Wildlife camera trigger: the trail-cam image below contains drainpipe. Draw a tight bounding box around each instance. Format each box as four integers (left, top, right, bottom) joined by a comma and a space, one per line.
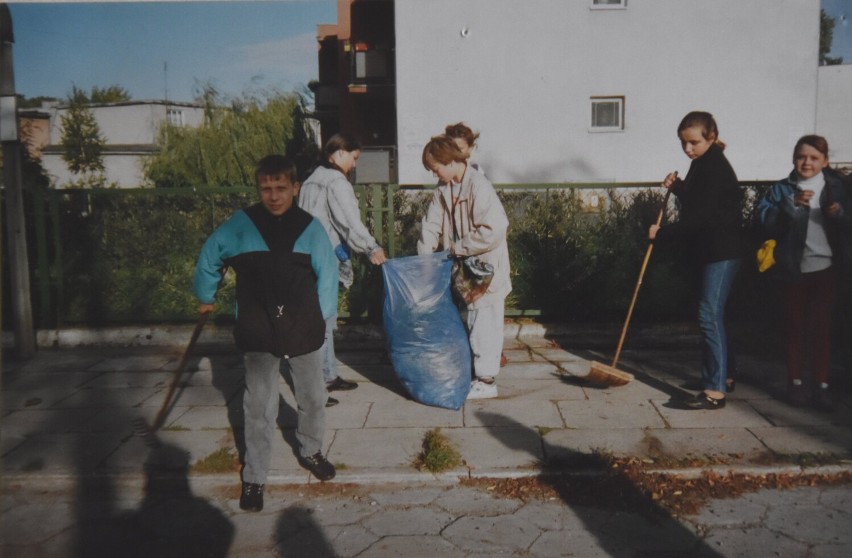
1, 3, 36, 359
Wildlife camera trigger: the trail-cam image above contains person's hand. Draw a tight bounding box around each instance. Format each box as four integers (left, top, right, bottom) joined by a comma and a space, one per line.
661, 171, 680, 189
826, 201, 841, 217
794, 190, 814, 208
369, 247, 387, 265
198, 303, 215, 315
649, 224, 660, 240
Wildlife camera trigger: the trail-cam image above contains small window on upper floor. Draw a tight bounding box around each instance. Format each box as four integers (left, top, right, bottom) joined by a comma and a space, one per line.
591, 0, 627, 9
590, 97, 624, 132
167, 108, 185, 127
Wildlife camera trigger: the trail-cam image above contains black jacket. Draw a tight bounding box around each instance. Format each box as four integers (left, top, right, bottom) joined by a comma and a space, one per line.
656, 144, 750, 263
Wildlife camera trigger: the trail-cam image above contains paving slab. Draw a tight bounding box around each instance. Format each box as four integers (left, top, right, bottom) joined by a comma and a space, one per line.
465, 399, 565, 428
327, 427, 428, 470
558, 398, 667, 429
364, 398, 463, 428
542, 428, 649, 461
653, 399, 774, 429
445, 426, 543, 471
748, 425, 852, 456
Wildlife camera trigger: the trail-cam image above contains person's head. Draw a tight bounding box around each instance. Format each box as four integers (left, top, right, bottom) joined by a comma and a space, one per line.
444, 122, 480, 159
422, 135, 467, 183
677, 111, 725, 160
793, 135, 829, 180
323, 132, 361, 175
255, 155, 300, 216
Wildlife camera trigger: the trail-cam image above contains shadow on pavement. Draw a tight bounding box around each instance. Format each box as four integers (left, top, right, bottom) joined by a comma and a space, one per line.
475, 411, 725, 558
275, 505, 337, 558
91, 441, 235, 557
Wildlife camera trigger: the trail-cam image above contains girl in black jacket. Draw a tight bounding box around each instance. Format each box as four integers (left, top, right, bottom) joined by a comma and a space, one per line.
650, 112, 750, 410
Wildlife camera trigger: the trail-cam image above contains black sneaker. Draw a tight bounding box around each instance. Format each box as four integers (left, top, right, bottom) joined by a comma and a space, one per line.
325, 396, 339, 408
239, 482, 264, 512
298, 451, 336, 481
326, 377, 358, 391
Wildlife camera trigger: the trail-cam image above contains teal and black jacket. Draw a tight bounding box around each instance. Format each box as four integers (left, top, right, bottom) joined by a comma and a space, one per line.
193, 203, 338, 358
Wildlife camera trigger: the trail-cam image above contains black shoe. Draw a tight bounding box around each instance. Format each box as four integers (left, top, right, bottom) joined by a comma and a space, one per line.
298, 451, 336, 481
325, 396, 339, 408
813, 389, 835, 413
683, 392, 726, 410
682, 379, 736, 393
326, 377, 358, 391
239, 482, 264, 512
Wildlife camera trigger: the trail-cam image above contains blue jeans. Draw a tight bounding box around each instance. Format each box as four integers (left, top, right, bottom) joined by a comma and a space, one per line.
697, 258, 741, 393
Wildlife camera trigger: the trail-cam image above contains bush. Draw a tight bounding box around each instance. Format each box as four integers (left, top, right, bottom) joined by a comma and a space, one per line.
16, 183, 771, 327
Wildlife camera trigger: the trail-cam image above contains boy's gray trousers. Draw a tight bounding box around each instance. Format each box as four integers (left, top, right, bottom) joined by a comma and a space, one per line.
241, 349, 326, 485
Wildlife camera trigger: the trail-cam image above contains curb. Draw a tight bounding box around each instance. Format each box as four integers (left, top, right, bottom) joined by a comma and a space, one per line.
5, 463, 851, 491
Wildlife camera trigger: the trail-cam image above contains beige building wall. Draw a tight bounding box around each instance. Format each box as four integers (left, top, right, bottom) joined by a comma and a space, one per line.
395, 0, 820, 184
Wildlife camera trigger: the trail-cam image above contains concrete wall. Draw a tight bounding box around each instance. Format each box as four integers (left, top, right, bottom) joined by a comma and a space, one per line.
816, 64, 852, 168
395, 0, 820, 184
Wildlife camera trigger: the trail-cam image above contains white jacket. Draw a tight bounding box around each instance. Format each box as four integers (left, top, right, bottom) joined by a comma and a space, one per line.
298, 166, 381, 256
417, 167, 511, 308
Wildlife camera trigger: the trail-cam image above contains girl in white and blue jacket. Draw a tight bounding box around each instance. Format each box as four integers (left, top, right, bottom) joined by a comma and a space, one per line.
299, 133, 388, 396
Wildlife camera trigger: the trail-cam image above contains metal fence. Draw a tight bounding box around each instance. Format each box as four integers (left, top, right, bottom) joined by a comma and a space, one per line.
3, 181, 773, 328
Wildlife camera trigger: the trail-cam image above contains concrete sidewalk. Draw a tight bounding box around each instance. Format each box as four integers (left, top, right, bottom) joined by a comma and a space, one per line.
2, 323, 851, 489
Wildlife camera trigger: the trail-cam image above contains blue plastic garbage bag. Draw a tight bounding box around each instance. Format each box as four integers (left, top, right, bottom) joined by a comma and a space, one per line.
382, 252, 471, 409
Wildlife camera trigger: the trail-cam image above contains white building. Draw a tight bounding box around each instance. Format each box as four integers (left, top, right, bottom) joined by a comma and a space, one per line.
41, 100, 204, 188
817, 64, 852, 169
393, 0, 823, 185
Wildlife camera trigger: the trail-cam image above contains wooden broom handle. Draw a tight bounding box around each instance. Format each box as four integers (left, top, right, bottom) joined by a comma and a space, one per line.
611, 187, 673, 368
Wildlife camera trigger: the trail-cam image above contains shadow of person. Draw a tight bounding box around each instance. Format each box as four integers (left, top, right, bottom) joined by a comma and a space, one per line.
91, 442, 235, 558
275, 505, 338, 558
474, 411, 725, 558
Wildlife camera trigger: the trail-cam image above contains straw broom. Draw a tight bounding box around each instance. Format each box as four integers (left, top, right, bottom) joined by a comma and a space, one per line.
586, 182, 674, 386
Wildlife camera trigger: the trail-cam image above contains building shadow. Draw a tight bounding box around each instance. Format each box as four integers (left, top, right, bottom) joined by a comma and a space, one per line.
474, 411, 725, 557
274, 504, 337, 558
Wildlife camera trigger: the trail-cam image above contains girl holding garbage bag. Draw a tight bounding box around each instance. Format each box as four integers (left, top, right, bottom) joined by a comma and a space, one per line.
299, 133, 388, 401
649, 111, 750, 410
757, 135, 851, 411
417, 135, 511, 400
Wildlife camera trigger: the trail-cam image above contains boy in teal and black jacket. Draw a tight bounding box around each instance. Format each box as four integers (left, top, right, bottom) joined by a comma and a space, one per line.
193, 155, 338, 512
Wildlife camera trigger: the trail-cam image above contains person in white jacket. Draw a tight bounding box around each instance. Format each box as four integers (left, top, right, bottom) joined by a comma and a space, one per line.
417, 135, 511, 399
299, 133, 387, 402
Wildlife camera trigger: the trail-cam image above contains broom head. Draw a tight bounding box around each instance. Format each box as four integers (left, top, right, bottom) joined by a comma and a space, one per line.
586, 361, 634, 387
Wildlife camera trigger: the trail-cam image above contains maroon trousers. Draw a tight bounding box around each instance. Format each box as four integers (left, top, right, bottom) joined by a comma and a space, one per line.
783, 267, 836, 385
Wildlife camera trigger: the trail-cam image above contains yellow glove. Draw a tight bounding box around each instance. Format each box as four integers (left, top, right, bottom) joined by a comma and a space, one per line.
756, 239, 776, 273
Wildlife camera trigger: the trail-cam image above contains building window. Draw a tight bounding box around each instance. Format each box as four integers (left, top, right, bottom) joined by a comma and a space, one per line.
167, 108, 185, 127
591, 0, 627, 9
590, 97, 624, 131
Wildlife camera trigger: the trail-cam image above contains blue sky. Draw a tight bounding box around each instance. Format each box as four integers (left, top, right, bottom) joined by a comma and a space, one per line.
7, 1, 852, 104
824, 0, 852, 61
8, 0, 337, 102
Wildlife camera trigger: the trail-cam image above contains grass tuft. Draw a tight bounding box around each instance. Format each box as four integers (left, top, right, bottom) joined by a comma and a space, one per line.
191, 447, 240, 474
413, 428, 463, 473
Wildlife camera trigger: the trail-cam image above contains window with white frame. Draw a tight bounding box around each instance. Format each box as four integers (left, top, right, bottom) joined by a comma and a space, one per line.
166, 108, 185, 127
591, 0, 627, 9
590, 97, 624, 131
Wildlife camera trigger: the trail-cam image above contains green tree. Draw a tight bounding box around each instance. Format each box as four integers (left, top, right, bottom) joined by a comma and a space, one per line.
89, 85, 131, 104
820, 9, 844, 65
144, 87, 317, 188
60, 87, 106, 177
